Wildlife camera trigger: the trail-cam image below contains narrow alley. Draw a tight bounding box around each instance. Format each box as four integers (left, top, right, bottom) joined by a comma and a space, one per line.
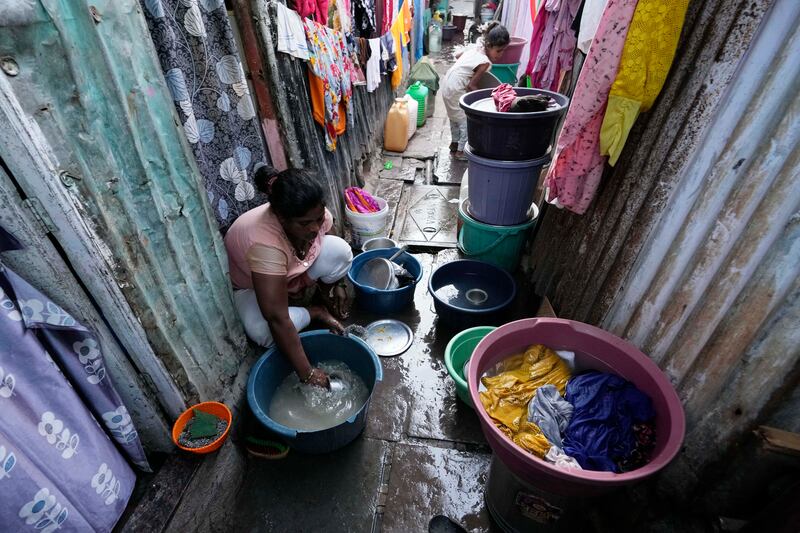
1, 1, 798, 533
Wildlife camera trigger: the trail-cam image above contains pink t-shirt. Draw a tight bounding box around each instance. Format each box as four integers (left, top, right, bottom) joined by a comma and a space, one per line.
224, 204, 333, 293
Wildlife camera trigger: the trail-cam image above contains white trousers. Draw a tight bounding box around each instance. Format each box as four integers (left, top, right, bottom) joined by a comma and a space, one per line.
234, 235, 353, 347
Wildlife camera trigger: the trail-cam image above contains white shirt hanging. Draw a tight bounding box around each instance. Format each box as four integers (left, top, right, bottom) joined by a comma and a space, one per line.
275, 1, 310, 60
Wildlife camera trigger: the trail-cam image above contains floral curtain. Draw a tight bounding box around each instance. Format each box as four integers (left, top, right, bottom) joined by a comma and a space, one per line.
0, 226, 146, 532
142, 0, 269, 230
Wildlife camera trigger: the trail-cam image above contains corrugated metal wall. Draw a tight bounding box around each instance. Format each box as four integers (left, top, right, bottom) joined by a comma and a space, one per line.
526, 0, 799, 491
0, 0, 249, 411
251, 0, 395, 227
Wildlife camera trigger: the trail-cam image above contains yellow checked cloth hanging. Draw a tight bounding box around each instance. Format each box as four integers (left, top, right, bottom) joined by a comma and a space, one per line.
599, 0, 689, 165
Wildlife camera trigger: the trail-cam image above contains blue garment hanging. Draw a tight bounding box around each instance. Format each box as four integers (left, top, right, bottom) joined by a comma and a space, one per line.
413, 0, 424, 60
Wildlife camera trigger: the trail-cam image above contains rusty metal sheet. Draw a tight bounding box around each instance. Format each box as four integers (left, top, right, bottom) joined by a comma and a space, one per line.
0, 0, 248, 411
524, 0, 798, 497
396, 185, 459, 248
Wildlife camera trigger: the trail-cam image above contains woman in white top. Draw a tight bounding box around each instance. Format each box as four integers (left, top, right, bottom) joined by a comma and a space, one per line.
440, 22, 510, 160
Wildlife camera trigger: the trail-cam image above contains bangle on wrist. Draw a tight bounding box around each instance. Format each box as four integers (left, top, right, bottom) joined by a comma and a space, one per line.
300, 368, 316, 383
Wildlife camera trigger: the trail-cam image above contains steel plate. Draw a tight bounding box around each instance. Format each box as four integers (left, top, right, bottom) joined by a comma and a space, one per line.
365, 319, 414, 357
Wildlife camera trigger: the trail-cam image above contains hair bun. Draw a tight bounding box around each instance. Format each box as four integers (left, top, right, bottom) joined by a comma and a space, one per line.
254, 164, 280, 195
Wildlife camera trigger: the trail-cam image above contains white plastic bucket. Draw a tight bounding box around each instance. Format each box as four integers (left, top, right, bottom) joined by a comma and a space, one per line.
345, 196, 390, 247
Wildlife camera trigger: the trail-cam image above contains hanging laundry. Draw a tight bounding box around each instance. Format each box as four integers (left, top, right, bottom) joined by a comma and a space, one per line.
275, 2, 311, 60
524, 6, 548, 78
304, 19, 354, 150
389, 1, 409, 89
379, 33, 397, 74
528, 384, 573, 448
544, 0, 637, 214
401, 0, 412, 45
366, 38, 382, 91
381, 0, 394, 34
413, 0, 424, 61
545, 446, 583, 469
577, 0, 609, 54
529, 0, 582, 92
480, 344, 571, 457
346, 34, 367, 85
293, 0, 330, 25
599, 0, 690, 165
516, 0, 539, 79
357, 37, 369, 69
329, 0, 352, 32
563, 371, 655, 472
354, 0, 377, 36
308, 71, 347, 136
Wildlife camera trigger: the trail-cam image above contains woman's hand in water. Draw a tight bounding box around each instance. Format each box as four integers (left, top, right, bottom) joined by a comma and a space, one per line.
304, 367, 330, 389
309, 305, 345, 335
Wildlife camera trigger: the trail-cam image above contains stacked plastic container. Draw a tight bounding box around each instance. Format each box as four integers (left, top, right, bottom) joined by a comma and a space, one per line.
457, 86, 569, 272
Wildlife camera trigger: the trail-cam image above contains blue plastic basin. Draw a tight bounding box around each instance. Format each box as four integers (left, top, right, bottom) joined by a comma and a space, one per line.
348, 248, 423, 313
429, 260, 517, 328
247, 330, 383, 454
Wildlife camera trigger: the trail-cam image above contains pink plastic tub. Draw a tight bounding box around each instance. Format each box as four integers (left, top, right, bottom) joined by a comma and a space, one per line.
498, 37, 528, 64
468, 318, 685, 496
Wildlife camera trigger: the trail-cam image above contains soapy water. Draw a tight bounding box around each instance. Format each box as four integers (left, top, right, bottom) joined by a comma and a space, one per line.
269, 360, 370, 432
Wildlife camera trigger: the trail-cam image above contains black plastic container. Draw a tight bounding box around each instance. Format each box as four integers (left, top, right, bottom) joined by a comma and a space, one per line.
459, 88, 568, 161
428, 260, 517, 329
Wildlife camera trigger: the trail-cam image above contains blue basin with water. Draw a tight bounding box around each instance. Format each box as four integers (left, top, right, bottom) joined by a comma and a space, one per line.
429, 260, 517, 328
348, 248, 423, 313
247, 330, 383, 454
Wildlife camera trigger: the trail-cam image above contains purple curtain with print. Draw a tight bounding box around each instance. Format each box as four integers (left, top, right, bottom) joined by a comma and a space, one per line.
0, 227, 148, 532
141, 0, 270, 231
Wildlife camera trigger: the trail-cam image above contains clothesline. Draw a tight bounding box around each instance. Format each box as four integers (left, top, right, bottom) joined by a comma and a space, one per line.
273, 0, 414, 151
497, 0, 688, 215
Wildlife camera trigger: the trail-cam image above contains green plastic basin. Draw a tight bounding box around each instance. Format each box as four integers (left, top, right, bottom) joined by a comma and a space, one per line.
444, 326, 496, 407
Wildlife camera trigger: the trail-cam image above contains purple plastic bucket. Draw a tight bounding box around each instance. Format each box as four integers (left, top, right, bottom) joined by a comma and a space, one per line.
465, 145, 550, 226
469, 318, 686, 497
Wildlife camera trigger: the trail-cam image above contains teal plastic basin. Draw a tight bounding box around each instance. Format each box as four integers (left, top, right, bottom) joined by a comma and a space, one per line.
444, 326, 496, 407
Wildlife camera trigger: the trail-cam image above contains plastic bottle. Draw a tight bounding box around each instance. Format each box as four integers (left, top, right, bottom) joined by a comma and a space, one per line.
402, 95, 418, 140
384, 98, 410, 152
428, 12, 443, 54
405, 81, 429, 127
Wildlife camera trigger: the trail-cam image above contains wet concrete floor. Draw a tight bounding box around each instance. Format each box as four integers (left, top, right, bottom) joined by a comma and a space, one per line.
231, 242, 549, 532
229, 35, 530, 533
374, 34, 470, 250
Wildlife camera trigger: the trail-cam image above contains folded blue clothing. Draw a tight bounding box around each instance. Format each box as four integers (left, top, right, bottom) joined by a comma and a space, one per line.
563, 371, 655, 472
